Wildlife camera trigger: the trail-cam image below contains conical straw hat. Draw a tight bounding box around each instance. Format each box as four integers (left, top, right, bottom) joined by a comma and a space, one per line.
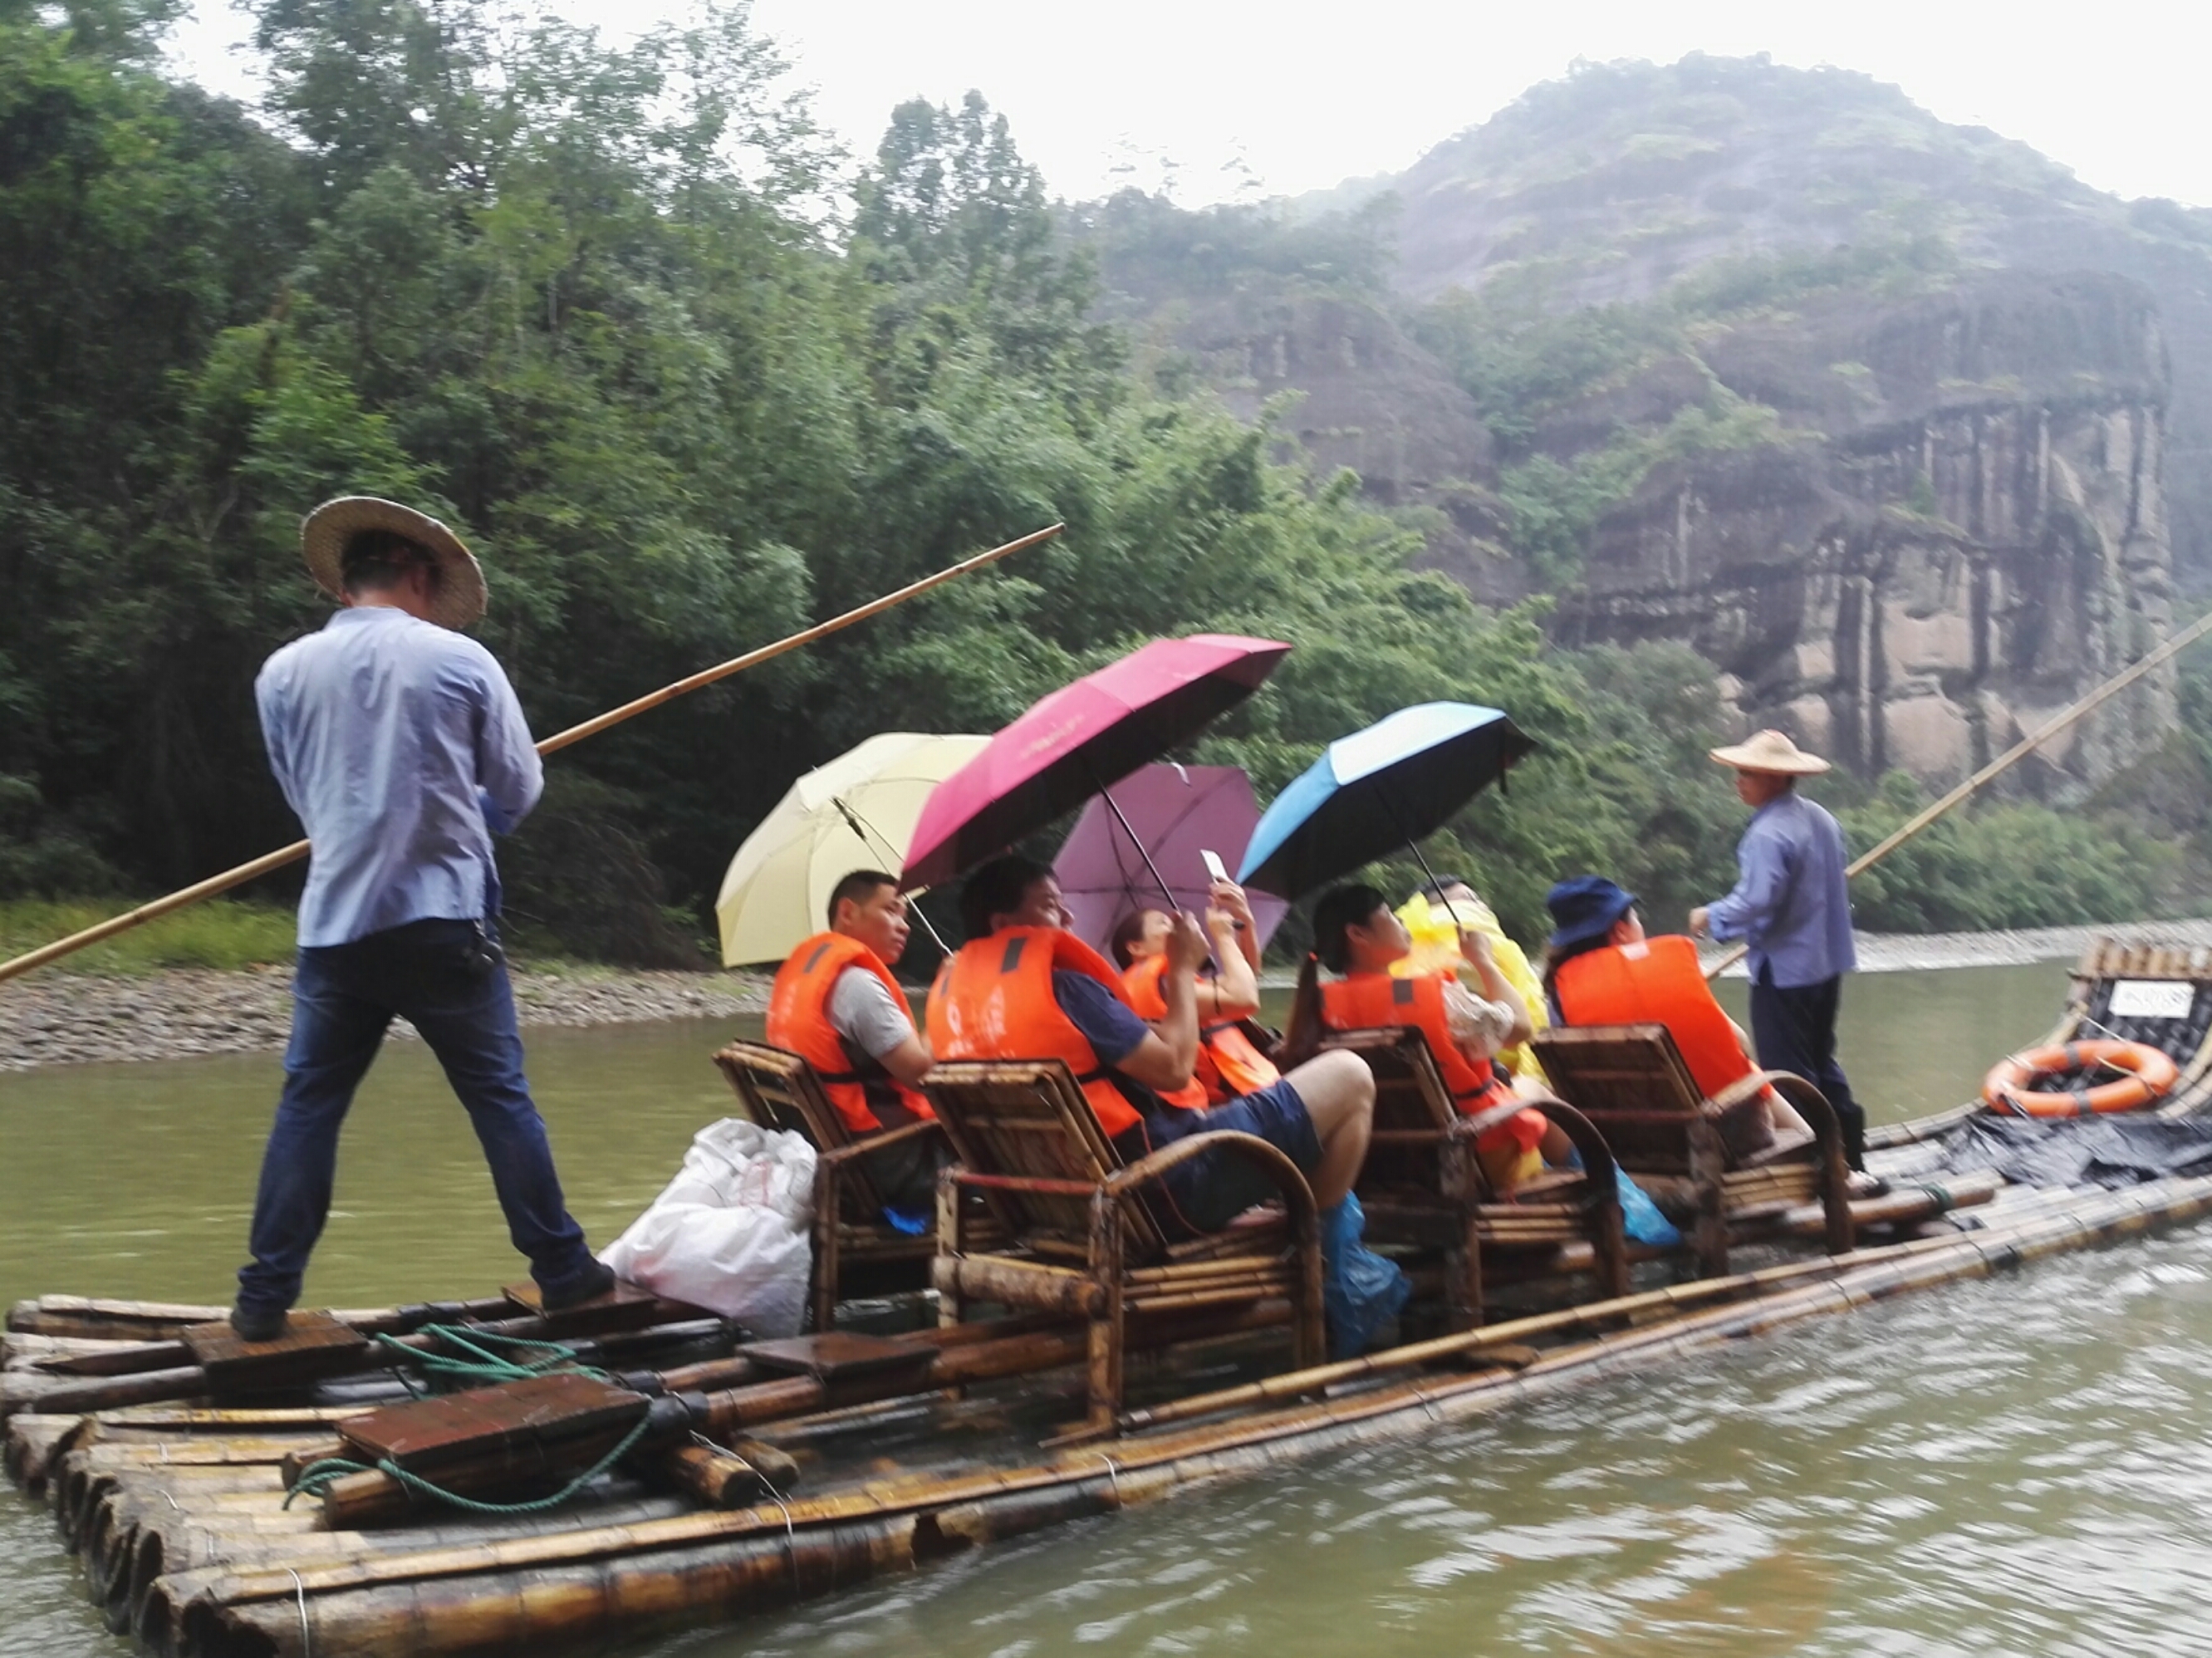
300, 497, 488, 631
1707, 728, 1831, 775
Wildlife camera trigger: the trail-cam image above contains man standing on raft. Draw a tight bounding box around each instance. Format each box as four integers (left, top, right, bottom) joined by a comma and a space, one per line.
228, 498, 613, 1342
1690, 729, 1867, 1172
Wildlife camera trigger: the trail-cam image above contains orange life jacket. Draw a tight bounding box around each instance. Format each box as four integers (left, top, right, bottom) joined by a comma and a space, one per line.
1319, 970, 1547, 1158
1321, 972, 1503, 1106
767, 932, 934, 1136
925, 927, 1150, 1138
1121, 954, 1283, 1107
1552, 934, 1758, 1103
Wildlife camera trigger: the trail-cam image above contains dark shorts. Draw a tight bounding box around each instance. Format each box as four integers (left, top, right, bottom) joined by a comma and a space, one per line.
859, 1099, 949, 1217
1118, 1077, 1322, 1237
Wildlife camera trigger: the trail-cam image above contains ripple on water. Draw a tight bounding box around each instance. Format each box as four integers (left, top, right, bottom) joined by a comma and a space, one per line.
704, 1226, 2212, 1658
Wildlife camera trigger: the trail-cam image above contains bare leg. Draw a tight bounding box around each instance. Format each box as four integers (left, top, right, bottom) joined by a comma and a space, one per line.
1281, 1050, 1374, 1208
1765, 1088, 1813, 1139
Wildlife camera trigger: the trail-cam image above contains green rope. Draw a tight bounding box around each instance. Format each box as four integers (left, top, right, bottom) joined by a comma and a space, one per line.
371, 1324, 614, 1391
284, 1405, 655, 1514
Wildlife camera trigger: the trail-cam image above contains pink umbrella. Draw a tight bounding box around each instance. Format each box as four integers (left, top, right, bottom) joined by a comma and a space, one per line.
900, 634, 1292, 892
1052, 765, 1288, 957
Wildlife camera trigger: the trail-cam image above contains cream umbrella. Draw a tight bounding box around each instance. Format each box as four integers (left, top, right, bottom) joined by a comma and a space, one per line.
715, 732, 988, 966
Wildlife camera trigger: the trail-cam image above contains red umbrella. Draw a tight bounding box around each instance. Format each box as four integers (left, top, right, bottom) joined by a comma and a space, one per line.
900, 634, 1292, 891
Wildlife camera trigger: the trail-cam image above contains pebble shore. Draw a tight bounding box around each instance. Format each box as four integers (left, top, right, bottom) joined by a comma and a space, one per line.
0, 964, 770, 1072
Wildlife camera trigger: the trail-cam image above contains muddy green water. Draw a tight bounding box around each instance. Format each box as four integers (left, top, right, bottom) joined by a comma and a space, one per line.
14, 960, 2212, 1655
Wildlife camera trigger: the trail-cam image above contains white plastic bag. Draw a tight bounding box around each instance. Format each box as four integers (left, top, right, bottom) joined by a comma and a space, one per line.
599, 1118, 817, 1337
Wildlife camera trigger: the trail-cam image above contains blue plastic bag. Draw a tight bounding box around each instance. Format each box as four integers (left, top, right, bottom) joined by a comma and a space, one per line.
1613, 1166, 1682, 1248
1321, 1192, 1411, 1358
1561, 1147, 1680, 1249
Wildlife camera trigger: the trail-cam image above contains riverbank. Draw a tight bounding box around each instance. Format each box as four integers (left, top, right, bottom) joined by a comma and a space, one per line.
0, 962, 771, 1072
6, 917, 2210, 1072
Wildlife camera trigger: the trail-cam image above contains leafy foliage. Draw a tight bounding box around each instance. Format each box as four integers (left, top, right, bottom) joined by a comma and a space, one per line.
0, 7, 2175, 962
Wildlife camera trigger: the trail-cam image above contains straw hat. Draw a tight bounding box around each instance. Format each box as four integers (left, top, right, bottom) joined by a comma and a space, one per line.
1708, 728, 1831, 776
300, 497, 488, 631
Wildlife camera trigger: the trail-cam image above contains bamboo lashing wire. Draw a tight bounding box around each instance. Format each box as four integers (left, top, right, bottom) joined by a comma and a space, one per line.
0, 523, 1064, 987
1705, 604, 2212, 980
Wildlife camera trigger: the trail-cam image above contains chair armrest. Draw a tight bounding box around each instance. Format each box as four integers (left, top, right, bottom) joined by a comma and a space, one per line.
1524, 1101, 1621, 1210
1750, 1071, 1842, 1155
949, 1170, 1098, 1199
816, 1117, 942, 1165
1454, 1098, 1535, 1141
1106, 1130, 1320, 1239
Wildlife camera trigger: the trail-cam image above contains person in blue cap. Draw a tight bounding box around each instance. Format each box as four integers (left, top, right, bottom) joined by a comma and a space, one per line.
1544, 876, 1814, 1153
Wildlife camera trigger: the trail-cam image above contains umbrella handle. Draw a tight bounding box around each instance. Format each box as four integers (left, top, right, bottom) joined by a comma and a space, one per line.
1097, 780, 1221, 973
832, 797, 954, 956
1381, 792, 1469, 936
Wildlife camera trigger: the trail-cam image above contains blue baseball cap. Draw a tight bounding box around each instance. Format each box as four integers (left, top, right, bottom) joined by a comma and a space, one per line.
1545, 876, 1637, 952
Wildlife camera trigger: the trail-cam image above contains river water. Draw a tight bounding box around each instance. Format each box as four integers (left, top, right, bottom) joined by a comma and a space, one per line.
11, 960, 2212, 1655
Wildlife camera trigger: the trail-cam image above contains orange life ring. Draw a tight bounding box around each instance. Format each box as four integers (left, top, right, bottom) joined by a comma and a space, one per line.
1981, 1039, 2180, 1118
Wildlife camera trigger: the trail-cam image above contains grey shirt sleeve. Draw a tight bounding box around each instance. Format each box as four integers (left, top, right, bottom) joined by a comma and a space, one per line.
826, 966, 919, 1060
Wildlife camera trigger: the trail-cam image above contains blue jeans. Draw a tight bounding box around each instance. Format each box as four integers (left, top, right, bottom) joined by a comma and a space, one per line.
235, 918, 598, 1315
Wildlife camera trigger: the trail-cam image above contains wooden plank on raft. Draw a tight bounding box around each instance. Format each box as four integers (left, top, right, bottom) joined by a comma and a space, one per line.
499, 1277, 706, 1337
177, 1313, 368, 1391
737, 1332, 939, 1388
339, 1372, 645, 1473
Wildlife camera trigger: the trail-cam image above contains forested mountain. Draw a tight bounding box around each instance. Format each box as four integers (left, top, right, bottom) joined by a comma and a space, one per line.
0, 12, 2187, 959
1085, 56, 2210, 802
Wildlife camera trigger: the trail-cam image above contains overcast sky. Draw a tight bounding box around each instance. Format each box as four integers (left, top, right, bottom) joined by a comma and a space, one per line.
167, 0, 2206, 210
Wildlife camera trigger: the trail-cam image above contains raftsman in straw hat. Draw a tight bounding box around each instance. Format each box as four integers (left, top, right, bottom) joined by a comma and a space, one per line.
1708, 728, 1831, 776
300, 497, 488, 631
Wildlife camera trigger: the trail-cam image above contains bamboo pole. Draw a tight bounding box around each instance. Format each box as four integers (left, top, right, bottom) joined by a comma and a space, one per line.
0, 523, 1063, 987
1706, 604, 2212, 979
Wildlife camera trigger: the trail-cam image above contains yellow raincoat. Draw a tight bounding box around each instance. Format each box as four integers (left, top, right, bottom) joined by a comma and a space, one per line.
1388, 892, 1548, 1084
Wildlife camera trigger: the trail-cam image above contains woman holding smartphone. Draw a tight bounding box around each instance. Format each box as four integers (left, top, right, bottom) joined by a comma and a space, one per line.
1110, 873, 1282, 1106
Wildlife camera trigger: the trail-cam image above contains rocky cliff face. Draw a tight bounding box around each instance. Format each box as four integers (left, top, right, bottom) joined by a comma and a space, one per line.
1555, 274, 2175, 790
1090, 56, 2206, 787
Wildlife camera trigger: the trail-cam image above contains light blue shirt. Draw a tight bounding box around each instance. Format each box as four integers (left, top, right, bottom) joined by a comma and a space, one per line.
257, 608, 542, 948
1705, 791, 1856, 988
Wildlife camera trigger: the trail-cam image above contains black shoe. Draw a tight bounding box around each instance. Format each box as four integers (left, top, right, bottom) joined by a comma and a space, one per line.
541, 1258, 618, 1312
229, 1303, 289, 1343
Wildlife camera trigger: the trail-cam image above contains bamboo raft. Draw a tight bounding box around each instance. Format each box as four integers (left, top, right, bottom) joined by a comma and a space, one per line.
12, 934, 2212, 1658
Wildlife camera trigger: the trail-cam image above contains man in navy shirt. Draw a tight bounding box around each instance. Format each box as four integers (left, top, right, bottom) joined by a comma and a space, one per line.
1690, 729, 1866, 1171
233, 498, 612, 1342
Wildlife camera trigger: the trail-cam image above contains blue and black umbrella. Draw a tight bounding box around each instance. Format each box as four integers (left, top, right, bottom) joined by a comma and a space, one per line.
1238, 703, 1538, 899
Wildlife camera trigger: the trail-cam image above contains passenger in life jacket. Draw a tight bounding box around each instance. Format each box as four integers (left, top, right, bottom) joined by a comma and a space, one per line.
1283, 884, 1572, 1194
766, 870, 944, 1214
1109, 876, 1281, 1107
1540, 876, 1814, 1151
929, 856, 1403, 1355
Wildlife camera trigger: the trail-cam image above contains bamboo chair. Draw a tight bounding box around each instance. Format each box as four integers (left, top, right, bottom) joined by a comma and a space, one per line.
1529, 1024, 1854, 1274
922, 1058, 1326, 1437
713, 1041, 942, 1332
1316, 1028, 1629, 1330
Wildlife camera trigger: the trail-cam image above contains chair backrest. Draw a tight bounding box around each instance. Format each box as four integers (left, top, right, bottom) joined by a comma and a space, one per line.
1529, 1024, 1705, 1172
714, 1040, 889, 1209
1315, 1027, 1484, 1195
922, 1059, 1166, 1260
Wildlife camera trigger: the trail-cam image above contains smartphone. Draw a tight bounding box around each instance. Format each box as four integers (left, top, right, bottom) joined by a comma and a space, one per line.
1200, 849, 1229, 883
